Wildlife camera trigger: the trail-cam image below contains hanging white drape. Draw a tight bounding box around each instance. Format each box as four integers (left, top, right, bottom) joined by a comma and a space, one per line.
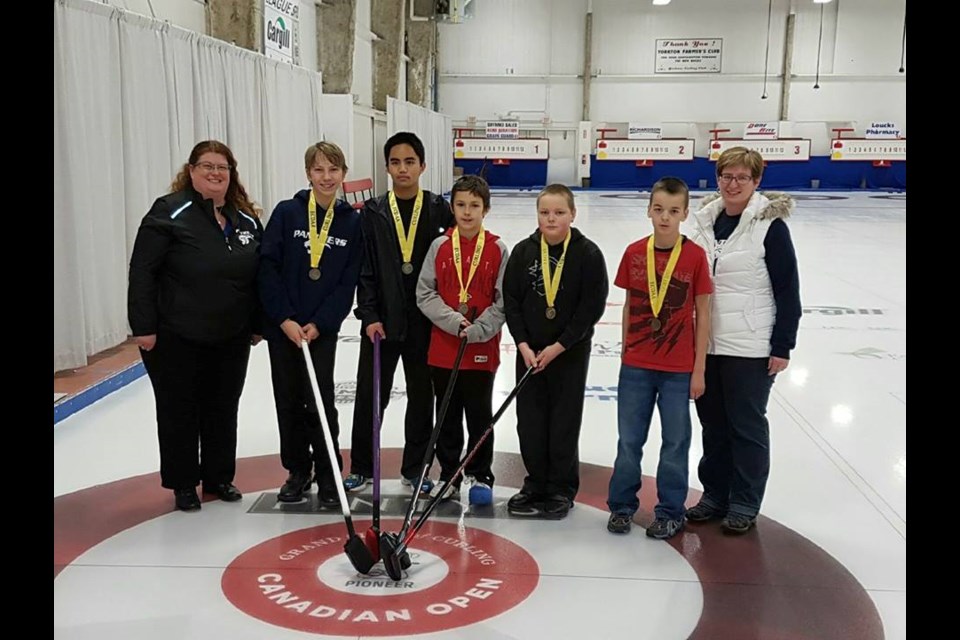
386, 97, 453, 197
54, 0, 325, 371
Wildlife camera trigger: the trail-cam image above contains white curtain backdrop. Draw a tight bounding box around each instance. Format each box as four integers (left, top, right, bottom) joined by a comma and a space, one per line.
386, 97, 453, 197
54, 0, 325, 371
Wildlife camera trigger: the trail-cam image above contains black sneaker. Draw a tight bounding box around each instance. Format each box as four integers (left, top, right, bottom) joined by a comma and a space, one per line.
646, 517, 685, 540
541, 494, 574, 520
318, 482, 340, 509
721, 513, 757, 535
507, 491, 541, 517
685, 501, 726, 522
278, 472, 313, 502
607, 513, 632, 534
174, 488, 201, 512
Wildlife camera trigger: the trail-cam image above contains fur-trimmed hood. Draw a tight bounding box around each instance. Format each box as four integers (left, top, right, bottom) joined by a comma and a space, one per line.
697, 191, 794, 222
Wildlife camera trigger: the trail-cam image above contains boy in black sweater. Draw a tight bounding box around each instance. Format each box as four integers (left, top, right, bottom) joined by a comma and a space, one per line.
503, 184, 609, 519
347, 132, 455, 494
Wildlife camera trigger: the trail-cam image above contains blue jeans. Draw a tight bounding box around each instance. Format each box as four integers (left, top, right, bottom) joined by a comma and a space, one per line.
607, 364, 692, 521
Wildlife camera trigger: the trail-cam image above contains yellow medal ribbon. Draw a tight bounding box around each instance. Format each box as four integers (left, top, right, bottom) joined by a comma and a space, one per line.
646, 235, 684, 321
388, 190, 424, 267
540, 231, 571, 313
452, 227, 485, 306
308, 189, 336, 271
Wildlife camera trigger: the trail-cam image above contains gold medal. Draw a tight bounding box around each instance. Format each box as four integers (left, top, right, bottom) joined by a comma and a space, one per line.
452, 227, 485, 315
646, 235, 683, 332
389, 190, 424, 273
308, 190, 336, 278
541, 232, 571, 321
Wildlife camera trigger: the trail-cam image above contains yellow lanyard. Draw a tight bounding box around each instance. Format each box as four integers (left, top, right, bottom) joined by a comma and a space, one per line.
308, 190, 336, 275
388, 190, 424, 268
452, 227, 485, 306
646, 235, 683, 319
540, 231, 571, 316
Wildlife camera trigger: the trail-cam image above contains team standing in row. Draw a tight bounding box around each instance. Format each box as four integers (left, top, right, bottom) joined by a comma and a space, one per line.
127, 132, 800, 539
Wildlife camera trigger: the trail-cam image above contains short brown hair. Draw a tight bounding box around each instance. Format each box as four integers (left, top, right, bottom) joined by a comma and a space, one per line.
650, 177, 690, 209
451, 175, 491, 211
716, 147, 763, 180
536, 183, 576, 211
305, 141, 348, 173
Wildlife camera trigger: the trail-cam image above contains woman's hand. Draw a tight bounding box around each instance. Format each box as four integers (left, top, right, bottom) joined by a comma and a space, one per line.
768, 356, 789, 376
133, 334, 157, 351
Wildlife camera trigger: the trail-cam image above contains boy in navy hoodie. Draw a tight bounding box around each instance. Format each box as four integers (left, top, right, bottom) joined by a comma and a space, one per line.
258, 142, 363, 505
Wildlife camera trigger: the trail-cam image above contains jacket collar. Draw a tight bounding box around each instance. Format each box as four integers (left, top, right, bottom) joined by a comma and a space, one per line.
527, 226, 584, 245
187, 184, 240, 227
694, 190, 795, 230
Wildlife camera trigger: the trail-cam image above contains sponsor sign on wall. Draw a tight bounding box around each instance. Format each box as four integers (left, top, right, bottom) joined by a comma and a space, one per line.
864, 121, 904, 139
627, 124, 663, 140
655, 38, 722, 73
485, 121, 521, 139
744, 122, 779, 140
264, 0, 299, 64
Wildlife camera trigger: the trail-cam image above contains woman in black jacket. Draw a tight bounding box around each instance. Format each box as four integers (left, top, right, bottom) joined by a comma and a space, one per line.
128, 140, 263, 512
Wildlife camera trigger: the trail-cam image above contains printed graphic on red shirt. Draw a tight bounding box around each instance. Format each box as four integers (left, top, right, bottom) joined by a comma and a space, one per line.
615, 237, 712, 372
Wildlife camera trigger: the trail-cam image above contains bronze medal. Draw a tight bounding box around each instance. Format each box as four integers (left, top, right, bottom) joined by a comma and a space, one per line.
457, 303, 469, 315
650, 317, 662, 332
545, 307, 557, 320
402, 261, 414, 275
308, 268, 321, 281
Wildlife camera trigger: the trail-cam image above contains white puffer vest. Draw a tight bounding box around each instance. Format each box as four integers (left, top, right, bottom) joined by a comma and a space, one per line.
691, 191, 794, 357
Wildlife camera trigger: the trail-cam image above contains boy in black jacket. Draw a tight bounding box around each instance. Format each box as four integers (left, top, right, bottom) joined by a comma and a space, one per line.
503, 184, 609, 519
259, 142, 363, 505
346, 132, 455, 494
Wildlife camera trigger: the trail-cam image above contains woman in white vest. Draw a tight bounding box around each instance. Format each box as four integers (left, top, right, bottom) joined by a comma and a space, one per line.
686, 147, 802, 534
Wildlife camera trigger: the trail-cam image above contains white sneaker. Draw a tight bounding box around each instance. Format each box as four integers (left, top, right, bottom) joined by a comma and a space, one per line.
401, 475, 434, 494
434, 480, 461, 501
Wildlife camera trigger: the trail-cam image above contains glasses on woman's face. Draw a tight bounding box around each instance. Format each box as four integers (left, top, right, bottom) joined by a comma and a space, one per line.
718, 174, 753, 185
194, 162, 232, 174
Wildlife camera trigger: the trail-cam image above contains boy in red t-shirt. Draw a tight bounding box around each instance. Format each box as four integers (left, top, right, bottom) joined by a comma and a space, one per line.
416, 176, 509, 505
606, 177, 713, 540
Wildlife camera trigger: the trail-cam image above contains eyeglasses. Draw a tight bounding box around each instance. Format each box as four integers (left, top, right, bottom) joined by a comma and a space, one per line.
718, 174, 754, 185
194, 162, 232, 173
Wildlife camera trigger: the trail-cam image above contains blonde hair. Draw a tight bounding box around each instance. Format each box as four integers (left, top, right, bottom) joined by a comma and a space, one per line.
305, 141, 349, 173
716, 147, 764, 180
536, 183, 576, 211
